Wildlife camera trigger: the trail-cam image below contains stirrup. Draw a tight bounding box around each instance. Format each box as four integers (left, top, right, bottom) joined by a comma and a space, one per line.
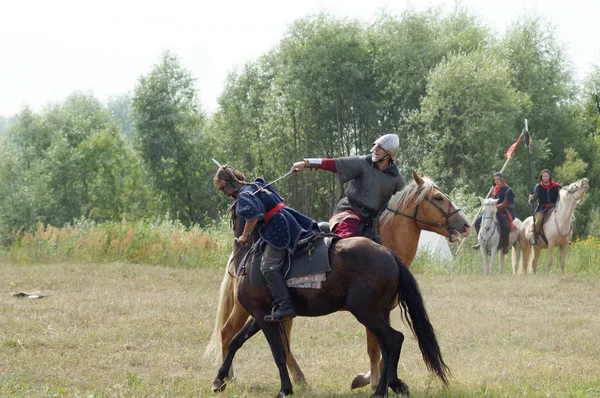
264, 306, 296, 323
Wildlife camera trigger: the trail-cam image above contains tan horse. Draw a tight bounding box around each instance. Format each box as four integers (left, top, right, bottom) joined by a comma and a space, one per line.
204, 171, 471, 389
518, 178, 589, 274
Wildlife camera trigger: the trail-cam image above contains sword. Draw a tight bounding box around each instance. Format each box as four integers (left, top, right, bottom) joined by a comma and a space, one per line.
251, 169, 295, 196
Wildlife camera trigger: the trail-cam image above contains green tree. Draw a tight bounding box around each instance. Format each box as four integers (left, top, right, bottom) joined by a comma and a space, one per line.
418, 49, 531, 194
131, 51, 207, 225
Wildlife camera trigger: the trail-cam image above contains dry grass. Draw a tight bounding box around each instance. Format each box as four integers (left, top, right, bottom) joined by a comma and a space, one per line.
1, 262, 599, 398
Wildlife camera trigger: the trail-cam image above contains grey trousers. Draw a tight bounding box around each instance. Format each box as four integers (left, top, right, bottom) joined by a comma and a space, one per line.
260, 244, 287, 274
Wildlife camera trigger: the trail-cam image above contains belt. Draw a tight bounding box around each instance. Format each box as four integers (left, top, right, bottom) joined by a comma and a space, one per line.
264, 203, 286, 223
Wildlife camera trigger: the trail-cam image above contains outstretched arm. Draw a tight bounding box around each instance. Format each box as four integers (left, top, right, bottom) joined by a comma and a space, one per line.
291, 159, 337, 174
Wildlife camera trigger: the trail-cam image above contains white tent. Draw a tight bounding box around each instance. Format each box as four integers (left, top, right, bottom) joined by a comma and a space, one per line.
416, 230, 453, 261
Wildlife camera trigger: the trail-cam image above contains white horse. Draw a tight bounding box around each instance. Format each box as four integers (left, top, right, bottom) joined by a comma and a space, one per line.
478, 197, 522, 274
518, 178, 589, 274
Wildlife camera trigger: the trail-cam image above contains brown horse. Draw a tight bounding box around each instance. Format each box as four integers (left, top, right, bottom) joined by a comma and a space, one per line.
205, 171, 471, 391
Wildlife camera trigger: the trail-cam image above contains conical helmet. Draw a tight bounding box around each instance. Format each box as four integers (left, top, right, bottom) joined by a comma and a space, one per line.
370, 134, 399, 160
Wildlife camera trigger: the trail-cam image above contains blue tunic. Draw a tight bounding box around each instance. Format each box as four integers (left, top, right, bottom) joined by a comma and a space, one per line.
236, 178, 319, 252
492, 184, 515, 221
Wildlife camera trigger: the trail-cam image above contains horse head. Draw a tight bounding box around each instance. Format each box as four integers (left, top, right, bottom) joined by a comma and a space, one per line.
479, 197, 499, 232
381, 170, 471, 243
562, 177, 589, 203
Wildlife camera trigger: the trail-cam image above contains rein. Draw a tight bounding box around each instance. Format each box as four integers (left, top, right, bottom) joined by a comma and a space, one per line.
385, 187, 462, 236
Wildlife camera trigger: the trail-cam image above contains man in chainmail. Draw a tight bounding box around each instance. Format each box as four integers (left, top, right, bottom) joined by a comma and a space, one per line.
214, 165, 319, 322
291, 134, 406, 239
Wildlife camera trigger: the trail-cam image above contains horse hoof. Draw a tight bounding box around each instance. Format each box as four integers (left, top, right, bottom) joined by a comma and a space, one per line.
351, 373, 370, 389
276, 390, 293, 397
390, 380, 410, 396
211, 378, 227, 393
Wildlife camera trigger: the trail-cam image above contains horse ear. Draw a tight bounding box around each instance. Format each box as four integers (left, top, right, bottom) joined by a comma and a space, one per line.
491, 198, 499, 204
479, 197, 485, 204
412, 170, 424, 186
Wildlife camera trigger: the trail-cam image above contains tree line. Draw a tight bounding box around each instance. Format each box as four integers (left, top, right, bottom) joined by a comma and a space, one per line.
1, 8, 599, 244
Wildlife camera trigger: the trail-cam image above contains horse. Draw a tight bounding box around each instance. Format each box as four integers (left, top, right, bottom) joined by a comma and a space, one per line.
205, 171, 471, 393
477, 198, 522, 274
518, 178, 589, 274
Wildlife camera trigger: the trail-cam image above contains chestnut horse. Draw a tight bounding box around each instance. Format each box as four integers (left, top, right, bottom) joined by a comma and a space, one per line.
518, 178, 589, 274
205, 171, 470, 391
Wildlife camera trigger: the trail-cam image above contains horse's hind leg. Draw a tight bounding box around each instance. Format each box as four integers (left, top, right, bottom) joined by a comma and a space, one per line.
281, 319, 306, 383
350, 328, 380, 390
213, 317, 261, 393
349, 308, 404, 397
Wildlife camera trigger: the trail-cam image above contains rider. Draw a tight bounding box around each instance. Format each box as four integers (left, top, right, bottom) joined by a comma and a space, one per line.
213, 165, 319, 322
528, 169, 562, 245
473, 172, 515, 254
291, 134, 406, 239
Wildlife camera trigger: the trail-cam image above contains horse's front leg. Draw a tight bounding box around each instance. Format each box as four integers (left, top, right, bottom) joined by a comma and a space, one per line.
213, 318, 261, 393
489, 248, 498, 275
351, 327, 381, 390
480, 245, 489, 274
281, 319, 306, 383
221, 299, 251, 379
260, 320, 294, 397
559, 243, 569, 273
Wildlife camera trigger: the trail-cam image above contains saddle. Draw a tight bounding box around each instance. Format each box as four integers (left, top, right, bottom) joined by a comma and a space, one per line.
247, 232, 340, 288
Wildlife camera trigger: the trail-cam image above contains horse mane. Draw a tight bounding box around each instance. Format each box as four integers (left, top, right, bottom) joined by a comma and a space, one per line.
380, 177, 436, 226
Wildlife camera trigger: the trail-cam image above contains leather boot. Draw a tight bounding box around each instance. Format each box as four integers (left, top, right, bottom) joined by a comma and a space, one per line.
263, 269, 296, 322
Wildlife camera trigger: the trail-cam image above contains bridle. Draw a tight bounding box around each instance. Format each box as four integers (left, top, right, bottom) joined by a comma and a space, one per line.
384, 186, 462, 238
479, 203, 500, 247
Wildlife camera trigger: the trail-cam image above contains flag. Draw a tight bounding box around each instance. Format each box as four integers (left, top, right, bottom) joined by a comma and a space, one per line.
504, 132, 523, 159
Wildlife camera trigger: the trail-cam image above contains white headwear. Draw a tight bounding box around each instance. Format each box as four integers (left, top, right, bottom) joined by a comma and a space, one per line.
370, 134, 399, 160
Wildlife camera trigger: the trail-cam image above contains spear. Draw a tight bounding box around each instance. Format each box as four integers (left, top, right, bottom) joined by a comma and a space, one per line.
524, 119, 538, 245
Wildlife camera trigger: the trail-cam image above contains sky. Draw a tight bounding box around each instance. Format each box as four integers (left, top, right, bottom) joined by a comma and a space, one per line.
1, 0, 599, 118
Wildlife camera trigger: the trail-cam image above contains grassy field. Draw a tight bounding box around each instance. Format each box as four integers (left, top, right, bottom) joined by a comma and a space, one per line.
2, 260, 599, 398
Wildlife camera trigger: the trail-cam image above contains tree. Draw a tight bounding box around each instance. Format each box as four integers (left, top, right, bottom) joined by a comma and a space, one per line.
131, 51, 207, 226
417, 49, 531, 194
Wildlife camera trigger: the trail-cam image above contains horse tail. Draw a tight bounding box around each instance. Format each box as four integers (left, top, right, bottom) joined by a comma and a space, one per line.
203, 252, 236, 364
394, 254, 451, 386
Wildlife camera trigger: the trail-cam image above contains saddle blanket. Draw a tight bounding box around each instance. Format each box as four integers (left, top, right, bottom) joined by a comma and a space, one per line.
249, 236, 334, 289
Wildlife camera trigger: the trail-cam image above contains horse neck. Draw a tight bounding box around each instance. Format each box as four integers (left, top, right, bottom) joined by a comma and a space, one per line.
379, 199, 421, 266
480, 211, 498, 238
552, 191, 577, 229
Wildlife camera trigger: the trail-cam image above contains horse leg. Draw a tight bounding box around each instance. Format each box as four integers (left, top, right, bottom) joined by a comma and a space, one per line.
259, 320, 294, 397
489, 248, 497, 275
518, 234, 529, 275
532, 246, 542, 274
498, 250, 505, 274
559, 243, 569, 273
480, 246, 488, 274
281, 319, 306, 383
351, 328, 380, 390
212, 317, 261, 393
545, 244, 555, 273
512, 243, 520, 275
351, 312, 404, 398
220, 300, 250, 379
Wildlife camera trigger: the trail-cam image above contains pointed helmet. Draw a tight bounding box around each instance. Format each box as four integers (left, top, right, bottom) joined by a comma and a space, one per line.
370, 134, 399, 160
